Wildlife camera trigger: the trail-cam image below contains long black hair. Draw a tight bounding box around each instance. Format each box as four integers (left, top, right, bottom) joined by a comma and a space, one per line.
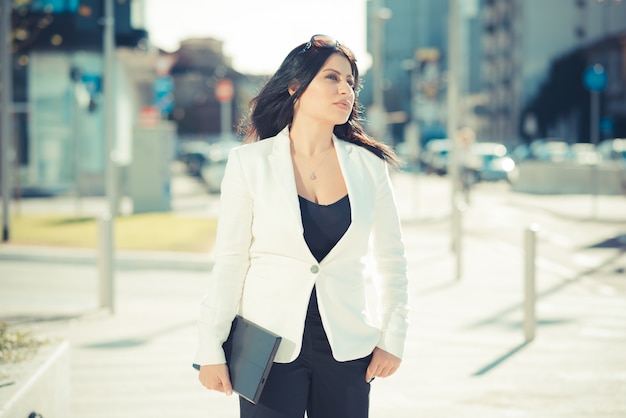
238, 37, 399, 166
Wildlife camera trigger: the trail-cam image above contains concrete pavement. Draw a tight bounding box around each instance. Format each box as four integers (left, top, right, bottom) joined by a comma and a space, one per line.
1, 172, 626, 417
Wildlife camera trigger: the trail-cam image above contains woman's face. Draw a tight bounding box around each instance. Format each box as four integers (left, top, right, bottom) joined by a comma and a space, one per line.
292, 53, 356, 127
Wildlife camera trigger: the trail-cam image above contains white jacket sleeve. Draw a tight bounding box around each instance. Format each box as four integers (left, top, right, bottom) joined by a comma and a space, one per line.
194, 147, 253, 365
370, 161, 410, 359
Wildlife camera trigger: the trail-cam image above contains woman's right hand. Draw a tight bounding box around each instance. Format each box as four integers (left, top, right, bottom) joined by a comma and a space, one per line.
198, 364, 233, 396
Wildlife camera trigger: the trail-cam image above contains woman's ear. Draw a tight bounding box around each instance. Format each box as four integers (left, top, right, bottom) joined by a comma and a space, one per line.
288, 81, 299, 96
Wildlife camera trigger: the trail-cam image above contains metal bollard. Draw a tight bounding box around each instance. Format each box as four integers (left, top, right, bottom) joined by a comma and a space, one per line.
98, 213, 115, 313
524, 224, 539, 341
453, 198, 467, 281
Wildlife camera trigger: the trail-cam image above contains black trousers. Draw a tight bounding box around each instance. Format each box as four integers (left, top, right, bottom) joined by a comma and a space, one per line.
239, 291, 372, 418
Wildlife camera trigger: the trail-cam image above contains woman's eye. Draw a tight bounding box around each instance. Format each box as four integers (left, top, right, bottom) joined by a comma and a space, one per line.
326, 74, 339, 81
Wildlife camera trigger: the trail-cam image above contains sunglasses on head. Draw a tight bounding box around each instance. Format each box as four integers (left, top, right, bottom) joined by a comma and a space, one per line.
301, 34, 340, 53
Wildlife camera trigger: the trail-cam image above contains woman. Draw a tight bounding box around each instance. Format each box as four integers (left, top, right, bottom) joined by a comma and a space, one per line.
195, 35, 409, 418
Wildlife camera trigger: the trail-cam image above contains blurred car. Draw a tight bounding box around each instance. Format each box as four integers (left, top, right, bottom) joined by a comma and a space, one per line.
597, 138, 626, 162
419, 139, 451, 175
533, 140, 570, 162
466, 142, 515, 182
199, 137, 241, 193
568, 143, 600, 164
177, 140, 212, 177
510, 143, 531, 162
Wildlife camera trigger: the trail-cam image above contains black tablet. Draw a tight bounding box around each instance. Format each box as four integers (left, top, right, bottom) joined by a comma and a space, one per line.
194, 315, 282, 404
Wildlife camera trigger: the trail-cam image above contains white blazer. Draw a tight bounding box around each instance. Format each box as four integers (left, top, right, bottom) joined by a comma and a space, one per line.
194, 127, 409, 365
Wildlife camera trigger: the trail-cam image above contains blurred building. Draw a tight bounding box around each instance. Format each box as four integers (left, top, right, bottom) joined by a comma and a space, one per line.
584, 31, 626, 142
363, 0, 483, 147
483, 0, 626, 145
363, 0, 626, 150
168, 38, 259, 141
7, 0, 152, 196
4, 1, 266, 198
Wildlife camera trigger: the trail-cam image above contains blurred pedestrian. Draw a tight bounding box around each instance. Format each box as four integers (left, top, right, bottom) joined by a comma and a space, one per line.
456, 126, 476, 203
194, 34, 409, 418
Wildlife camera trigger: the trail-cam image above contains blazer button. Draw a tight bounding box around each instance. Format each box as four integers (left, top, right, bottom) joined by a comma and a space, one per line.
310, 265, 319, 274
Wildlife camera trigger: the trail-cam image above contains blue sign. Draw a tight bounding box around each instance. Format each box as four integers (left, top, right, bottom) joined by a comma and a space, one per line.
153, 76, 174, 114
153, 76, 173, 95
81, 73, 102, 94
600, 117, 614, 135
583, 64, 607, 92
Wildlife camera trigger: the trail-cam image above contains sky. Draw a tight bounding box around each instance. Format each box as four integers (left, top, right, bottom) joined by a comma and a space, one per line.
144, 0, 370, 76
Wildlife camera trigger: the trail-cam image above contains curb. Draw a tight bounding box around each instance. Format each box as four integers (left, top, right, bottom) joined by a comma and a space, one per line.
0, 245, 214, 271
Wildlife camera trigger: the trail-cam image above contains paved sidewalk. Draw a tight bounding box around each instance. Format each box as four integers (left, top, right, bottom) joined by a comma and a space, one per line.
1, 174, 626, 417
1, 226, 625, 416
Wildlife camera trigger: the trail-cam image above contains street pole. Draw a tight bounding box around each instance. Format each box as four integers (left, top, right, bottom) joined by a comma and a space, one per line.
99, 0, 116, 313
583, 63, 606, 219
590, 89, 599, 218
447, 0, 462, 279
369, 0, 391, 142
215, 78, 234, 137
71, 67, 83, 215
372, 0, 384, 116
524, 224, 539, 341
220, 101, 231, 138
1, 0, 12, 242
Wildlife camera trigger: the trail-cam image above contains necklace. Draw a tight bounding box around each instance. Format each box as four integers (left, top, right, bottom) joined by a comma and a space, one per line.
291, 141, 333, 180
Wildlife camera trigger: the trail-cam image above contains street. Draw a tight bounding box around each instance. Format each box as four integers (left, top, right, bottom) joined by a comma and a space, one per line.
390, 173, 626, 295
1, 172, 625, 417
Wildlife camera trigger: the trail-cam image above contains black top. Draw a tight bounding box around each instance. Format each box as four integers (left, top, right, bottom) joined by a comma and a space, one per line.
298, 194, 351, 263
298, 194, 351, 323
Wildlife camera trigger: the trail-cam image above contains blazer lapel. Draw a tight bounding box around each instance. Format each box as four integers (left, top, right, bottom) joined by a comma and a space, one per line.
266, 129, 371, 264
333, 136, 359, 224
322, 136, 367, 263
268, 128, 304, 234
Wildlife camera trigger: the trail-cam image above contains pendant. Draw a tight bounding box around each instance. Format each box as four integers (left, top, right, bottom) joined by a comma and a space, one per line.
310, 173, 317, 180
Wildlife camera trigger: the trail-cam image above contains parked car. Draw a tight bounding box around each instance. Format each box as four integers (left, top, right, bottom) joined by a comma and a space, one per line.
419, 139, 451, 175
466, 142, 515, 182
177, 140, 213, 177
199, 137, 241, 193
177, 135, 241, 192
510, 143, 532, 162
534, 140, 570, 162
569, 143, 600, 164
597, 138, 626, 162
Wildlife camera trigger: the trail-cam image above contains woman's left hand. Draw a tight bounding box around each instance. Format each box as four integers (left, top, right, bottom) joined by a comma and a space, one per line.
365, 347, 401, 382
